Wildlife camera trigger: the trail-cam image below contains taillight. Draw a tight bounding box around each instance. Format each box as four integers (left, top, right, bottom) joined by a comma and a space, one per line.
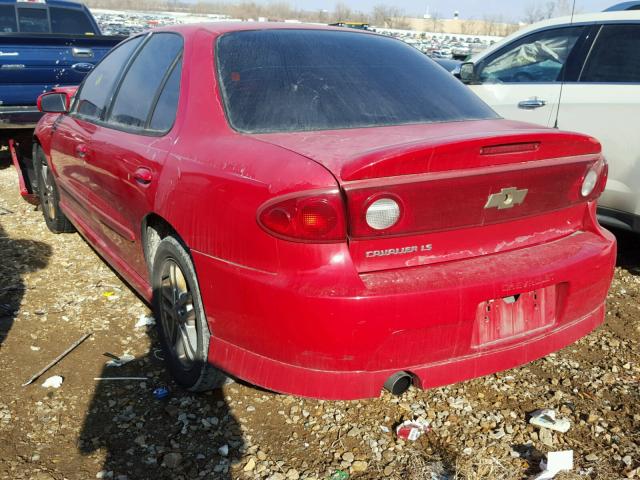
581, 157, 608, 200
258, 190, 346, 242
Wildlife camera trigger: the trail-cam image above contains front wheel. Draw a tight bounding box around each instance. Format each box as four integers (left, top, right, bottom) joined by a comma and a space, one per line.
35, 146, 75, 234
152, 236, 227, 391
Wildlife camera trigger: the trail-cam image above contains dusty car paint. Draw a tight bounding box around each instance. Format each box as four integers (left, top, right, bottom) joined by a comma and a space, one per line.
33, 23, 616, 399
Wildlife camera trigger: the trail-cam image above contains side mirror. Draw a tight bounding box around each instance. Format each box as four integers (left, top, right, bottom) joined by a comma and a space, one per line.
37, 92, 71, 114
459, 62, 477, 84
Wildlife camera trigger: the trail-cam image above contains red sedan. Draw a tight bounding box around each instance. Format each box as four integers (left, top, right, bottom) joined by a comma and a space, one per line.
32, 23, 615, 400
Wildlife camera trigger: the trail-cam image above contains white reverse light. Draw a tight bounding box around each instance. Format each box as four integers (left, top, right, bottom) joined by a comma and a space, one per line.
366, 198, 401, 230
581, 168, 599, 197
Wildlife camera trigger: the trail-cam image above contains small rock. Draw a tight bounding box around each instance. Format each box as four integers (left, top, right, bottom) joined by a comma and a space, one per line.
163, 452, 182, 469
286, 468, 300, 480
218, 444, 229, 457
243, 458, 256, 472
351, 461, 367, 472
586, 453, 598, 462
342, 452, 355, 463
539, 428, 554, 447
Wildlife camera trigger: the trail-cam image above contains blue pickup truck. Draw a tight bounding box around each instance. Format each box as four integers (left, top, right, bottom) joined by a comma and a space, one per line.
0, 0, 124, 192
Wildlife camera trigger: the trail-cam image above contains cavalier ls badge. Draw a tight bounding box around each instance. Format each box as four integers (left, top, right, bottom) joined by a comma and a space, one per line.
485, 187, 528, 210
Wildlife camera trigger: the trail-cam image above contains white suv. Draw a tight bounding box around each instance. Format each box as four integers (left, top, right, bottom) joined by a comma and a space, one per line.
460, 8, 640, 232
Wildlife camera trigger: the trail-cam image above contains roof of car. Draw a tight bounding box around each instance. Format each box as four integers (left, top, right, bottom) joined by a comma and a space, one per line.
604, 1, 640, 11
526, 9, 640, 28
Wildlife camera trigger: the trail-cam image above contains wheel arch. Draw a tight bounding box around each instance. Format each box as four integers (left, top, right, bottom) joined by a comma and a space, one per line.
141, 212, 189, 277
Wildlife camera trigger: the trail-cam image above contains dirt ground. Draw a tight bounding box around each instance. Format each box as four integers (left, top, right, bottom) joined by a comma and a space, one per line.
0, 159, 638, 480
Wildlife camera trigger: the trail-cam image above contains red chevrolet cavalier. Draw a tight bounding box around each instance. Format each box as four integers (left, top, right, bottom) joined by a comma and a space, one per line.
32, 23, 615, 399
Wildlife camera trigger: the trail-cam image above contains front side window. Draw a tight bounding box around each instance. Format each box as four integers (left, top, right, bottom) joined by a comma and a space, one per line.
581, 25, 640, 83
18, 7, 48, 33
217, 30, 497, 133
0, 6, 17, 33
50, 7, 95, 35
74, 37, 143, 121
478, 27, 584, 83
108, 33, 183, 130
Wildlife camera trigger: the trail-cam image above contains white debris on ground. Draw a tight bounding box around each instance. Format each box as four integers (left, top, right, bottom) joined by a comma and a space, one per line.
41, 375, 63, 389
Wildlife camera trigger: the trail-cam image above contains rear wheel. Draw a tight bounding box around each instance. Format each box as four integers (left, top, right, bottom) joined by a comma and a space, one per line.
152, 236, 227, 391
35, 145, 74, 234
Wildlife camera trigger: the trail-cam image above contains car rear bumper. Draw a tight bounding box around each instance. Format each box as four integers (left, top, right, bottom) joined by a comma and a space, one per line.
193, 227, 616, 400
0, 106, 42, 129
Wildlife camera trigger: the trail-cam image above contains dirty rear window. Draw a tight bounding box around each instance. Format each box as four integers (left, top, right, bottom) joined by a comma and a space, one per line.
216, 29, 497, 133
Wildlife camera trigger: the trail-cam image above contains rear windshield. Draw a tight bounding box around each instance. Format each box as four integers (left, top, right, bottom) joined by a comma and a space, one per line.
216, 29, 497, 133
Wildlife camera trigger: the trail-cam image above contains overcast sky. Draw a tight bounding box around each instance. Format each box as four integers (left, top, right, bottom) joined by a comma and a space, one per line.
283, 0, 616, 21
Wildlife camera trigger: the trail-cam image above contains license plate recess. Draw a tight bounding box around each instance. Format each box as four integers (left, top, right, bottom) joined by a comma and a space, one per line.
472, 286, 557, 348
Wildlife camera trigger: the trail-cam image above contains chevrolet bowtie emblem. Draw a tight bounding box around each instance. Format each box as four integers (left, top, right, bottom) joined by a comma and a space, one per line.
485, 187, 528, 210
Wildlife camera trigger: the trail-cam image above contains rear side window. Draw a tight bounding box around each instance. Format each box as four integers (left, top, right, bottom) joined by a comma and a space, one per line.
581, 25, 640, 83
17, 7, 48, 33
149, 60, 182, 132
74, 37, 143, 120
216, 30, 497, 133
50, 7, 95, 35
108, 33, 183, 130
0, 5, 17, 33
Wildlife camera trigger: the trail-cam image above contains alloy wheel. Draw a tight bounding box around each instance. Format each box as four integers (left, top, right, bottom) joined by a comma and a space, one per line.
40, 162, 57, 220
159, 259, 198, 369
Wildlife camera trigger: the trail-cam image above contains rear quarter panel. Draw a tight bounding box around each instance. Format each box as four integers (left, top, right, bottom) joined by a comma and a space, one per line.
155, 28, 342, 273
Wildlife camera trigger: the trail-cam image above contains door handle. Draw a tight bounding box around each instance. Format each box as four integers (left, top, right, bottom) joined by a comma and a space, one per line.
75, 144, 88, 159
133, 167, 153, 185
72, 47, 94, 58
518, 98, 547, 110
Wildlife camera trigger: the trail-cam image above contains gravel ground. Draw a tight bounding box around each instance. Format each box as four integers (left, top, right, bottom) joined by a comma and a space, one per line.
0, 160, 638, 480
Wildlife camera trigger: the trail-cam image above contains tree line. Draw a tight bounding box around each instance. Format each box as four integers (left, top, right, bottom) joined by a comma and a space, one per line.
84, 1, 412, 28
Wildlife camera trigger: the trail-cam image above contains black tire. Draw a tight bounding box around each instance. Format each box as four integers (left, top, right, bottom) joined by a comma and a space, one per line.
152, 236, 227, 391
35, 145, 75, 234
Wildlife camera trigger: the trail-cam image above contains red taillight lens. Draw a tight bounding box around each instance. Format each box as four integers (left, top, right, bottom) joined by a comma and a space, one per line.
258, 190, 346, 242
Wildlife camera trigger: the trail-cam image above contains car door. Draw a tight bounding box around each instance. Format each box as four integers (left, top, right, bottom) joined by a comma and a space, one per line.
50, 36, 144, 229
84, 33, 183, 278
469, 26, 587, 127
557, 23, 640, 220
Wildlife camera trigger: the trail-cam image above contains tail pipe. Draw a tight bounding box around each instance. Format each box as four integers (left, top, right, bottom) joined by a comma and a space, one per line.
383, 371, 413, 395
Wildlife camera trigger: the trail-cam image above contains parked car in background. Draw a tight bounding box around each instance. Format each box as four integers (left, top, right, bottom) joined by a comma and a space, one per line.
0, 0, 124, 198
459, 10, 640, 232
29, 24, 615, 400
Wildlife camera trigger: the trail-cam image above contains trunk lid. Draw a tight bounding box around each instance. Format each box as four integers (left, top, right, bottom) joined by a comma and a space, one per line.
255, 119, 604, 272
